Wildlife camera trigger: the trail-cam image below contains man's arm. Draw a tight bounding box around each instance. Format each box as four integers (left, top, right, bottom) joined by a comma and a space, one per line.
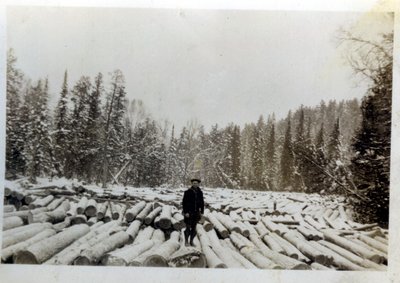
200, 191, 204, 214
182, 191, 189, 214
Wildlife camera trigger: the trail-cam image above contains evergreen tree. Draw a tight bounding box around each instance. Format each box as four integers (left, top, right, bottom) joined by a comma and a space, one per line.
6, 49, 25, 176
53, 70, 69, 176
280, 112, 294, 189
265, 115, 277, 191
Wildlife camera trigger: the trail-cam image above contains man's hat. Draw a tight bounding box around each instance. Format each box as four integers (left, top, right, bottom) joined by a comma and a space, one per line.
191, 178, 201, 183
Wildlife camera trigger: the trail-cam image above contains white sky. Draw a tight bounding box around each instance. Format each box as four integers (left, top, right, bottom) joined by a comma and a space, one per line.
7, 7, 393, 131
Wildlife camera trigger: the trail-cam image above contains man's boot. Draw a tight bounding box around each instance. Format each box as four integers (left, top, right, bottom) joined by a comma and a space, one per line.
184, 228, 190, 246
189, 228, 196, 246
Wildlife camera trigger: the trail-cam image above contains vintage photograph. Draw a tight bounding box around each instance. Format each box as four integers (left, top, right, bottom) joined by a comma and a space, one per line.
2, 5, 393, 272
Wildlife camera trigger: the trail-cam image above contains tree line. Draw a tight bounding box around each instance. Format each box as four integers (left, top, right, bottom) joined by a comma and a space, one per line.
5, 31, 392, 226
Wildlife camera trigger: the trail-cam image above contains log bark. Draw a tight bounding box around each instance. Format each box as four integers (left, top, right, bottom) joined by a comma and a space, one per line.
308, 240, 363, 270
168, 245, 206, 268
143, 231, 181, 266
319, 240, 386, 270
88, 217, 98, 226
110, 202, 121, 220
76, 196, 89, 214
221, 239, 257, 268
3, 216, 24, 230
311, 262, 331, 270
44, 221, 119, 265
67, 202, 78, 217
84, 199, 98, 217
357, 234, 387, 254
74, 231, 130, 265
2, 223, 52, 248
102, 240, 155, 266
144, 207, 162, 225
196, 225, 226, 268
206, 211, 229, 238
204, 228, 243, 268
47, 197, 66, 211
126, 220, 142, 242
214, 211, 241, 234
125, 201, 146, 222
283, 231, 328, 264
2, 229, 56, 262
270, 232, 307, 260
128, 229, 166, 266
29, 195, 54, 209
159, 205, 173, 230
322, 230, 384, 264
28, 209, 66, 224
71, 214, 87, 225
135, 203, 153, 223
24, 195, 37, 205
133, 226, 155, 244
3, 205, 16, 213
14, 224, 90, 264
96, 202, 108, 220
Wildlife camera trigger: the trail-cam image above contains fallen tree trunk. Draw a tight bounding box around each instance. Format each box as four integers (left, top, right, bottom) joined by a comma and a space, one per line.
196, 226, 226, 268
67, 202, 78, 217
307, 240, 363, 270
47, 197, 66, 211
84, 199, 98, 217
3, 216, 24, 230
143, 231, 181, 266
102, 240, 155, 266
14, 224, 90, 264
133, 226, 155, 244
4, 205, 16, 213
129, 229, 166, 266
214, 212, 241, 234
28, 209, 66, 224
206, 211, 229, 238
125, 201, 146, 222
248, 233, 309, 270
231, 231, 280, 269
144, 207, 162, 225
322, 230, 384, 264
126, 220, 142, 242
2, 229, 56, 262
221, 239, 257, 268
2, 223, 52, 248
76, 196, 89, 214
71, 214, 87, 225
159, 205, 173, 230
135, 203, 153, 223
44, 221, 120, 265
319, 240, 386, 271
96, 202, 108, 220
357, 234, 387, 254
74, 230, 130, 265
29, 195, 54, 209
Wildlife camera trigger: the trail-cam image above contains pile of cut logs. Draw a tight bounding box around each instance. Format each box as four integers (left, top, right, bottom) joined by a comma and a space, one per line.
2, 180, 388, 270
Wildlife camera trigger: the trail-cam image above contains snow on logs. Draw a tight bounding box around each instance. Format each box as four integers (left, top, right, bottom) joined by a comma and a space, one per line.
2, 216, 24, 230
143, 231, 181, 267
74, 230, 130, 265
125, 201, 146, 222
14, 224, 90, 264
159, 205, 173, 230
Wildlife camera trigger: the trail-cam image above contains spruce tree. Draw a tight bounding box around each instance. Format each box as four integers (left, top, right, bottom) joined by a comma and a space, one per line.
280, 112, 294, 190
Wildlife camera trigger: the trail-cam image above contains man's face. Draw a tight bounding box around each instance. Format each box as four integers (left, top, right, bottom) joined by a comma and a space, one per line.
192, 181, 199, 188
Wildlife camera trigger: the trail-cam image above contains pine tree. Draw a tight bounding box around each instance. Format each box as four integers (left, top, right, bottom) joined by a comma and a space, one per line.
6, 49, 25, 177
280, 112, 294, 190
25, 79, 52, 183
349, 30, 393, 226
101, 70, 127, 187
251, 116, 265, 190
53, 70, 69, 176
265, 115, 277, 191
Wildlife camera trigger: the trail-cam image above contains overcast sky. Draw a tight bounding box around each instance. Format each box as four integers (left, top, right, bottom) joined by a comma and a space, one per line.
7, 7, 393, 131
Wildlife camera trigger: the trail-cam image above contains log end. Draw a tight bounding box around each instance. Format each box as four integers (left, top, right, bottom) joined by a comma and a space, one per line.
73, 256, 92, 265
14, 250, 39, 264
143, 255, 168, 267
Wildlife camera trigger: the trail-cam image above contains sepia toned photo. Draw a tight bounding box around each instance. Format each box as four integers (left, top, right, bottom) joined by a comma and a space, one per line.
1, 3, 395, 278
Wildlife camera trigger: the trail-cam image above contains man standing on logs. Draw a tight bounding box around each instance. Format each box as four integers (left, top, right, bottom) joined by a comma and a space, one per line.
182, 178, 205, 246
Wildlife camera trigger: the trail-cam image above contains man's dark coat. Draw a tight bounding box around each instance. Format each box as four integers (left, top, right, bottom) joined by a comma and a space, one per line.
182, 186, 204, 224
